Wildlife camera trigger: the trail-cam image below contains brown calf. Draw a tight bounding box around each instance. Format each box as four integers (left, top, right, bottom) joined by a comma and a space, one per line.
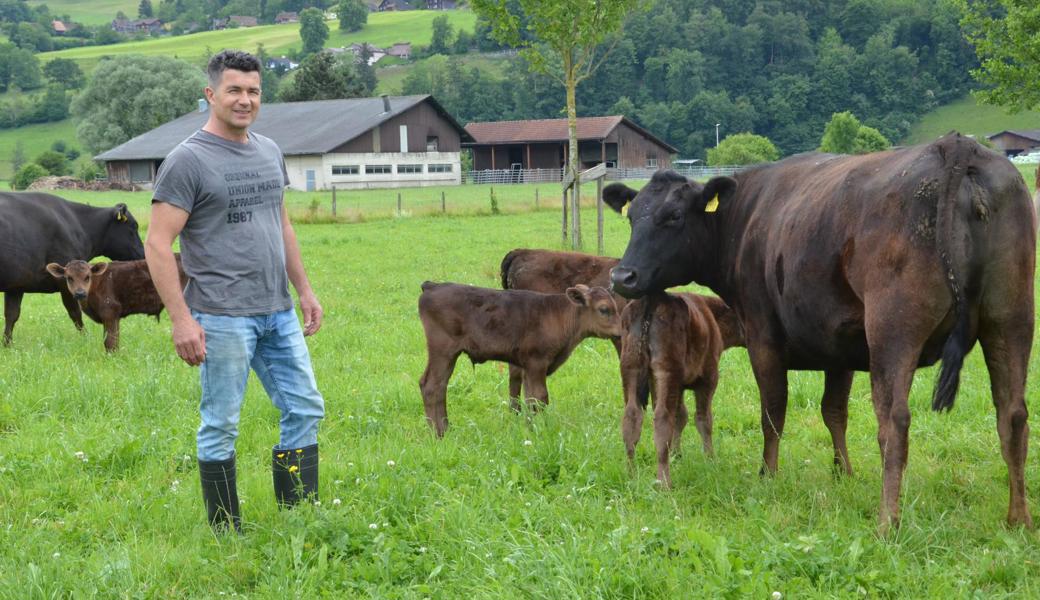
620, 292, 742, 489
418, 281, 622, 436
46, 258, 185, 352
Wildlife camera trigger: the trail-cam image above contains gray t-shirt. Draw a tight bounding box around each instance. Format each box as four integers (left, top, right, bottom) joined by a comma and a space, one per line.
152, 129, 292, 316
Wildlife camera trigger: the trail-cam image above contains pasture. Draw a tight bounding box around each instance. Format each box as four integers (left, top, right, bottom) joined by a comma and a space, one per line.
2, 179, 1040, 597
26, 0, 141, 26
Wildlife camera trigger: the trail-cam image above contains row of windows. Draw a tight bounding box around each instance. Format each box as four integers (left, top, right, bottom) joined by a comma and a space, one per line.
331, 164, 454, 176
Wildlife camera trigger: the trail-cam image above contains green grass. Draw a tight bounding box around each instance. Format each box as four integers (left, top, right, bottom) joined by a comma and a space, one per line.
0, 119, 81, 180
904, 94, 1040, 145
2, 177, 1040, 596
376, 52, 512, 95
27, 0, 140, 25
37, 11, 477, 74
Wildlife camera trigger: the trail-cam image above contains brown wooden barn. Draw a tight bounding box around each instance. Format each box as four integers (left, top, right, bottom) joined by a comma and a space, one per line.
463, 116, 677, 172
986, 129, 1040, 156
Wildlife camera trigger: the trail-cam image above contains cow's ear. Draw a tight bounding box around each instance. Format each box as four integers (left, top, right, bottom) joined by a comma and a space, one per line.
692, 176, 737, 214
45, 263, 65, 279
565, 284, 591, 306
113, 203, 129, 222
90, 262, 108, 276
603, 183, 638, 213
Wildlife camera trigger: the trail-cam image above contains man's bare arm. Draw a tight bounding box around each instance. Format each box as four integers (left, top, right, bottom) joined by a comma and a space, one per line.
281, 204, 322, 336
146, 202, 206, 365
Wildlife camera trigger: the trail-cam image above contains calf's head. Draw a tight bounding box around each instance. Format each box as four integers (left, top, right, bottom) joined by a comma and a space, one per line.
566, 284, 623, 339
46, 260, 108, 300
605, 170, 736, 298
102, 203, 145, 260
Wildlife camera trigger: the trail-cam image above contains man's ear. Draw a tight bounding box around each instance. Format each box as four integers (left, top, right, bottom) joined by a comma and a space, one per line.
603, 183, 638, 213
565, 284, 591, 306
90, 262, 108, 276
46, 263, 65, 279
691, 176, 737, 214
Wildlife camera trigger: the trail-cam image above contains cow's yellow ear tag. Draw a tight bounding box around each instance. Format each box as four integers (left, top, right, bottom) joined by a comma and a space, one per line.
704, 194, 719, 213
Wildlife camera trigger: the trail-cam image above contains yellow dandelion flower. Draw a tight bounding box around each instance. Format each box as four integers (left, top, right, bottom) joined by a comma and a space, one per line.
295, 449, 303, 454
276, 453, 285, 459
288, 465, 299, 473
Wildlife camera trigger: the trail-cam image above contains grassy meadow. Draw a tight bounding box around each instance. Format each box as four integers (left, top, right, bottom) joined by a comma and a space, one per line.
903, 94, 1040, 145
2, 175, 1040, 597
27, 0, 140, 25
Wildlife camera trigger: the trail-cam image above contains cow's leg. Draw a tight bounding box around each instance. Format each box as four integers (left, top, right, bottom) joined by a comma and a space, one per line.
978, 309, 1033, 528
652, 372, 681, 489
747, 342, 789, 475
671, 396, 690, 458
821, 369, 854, 476
867, 346, 917, 535
59, 289, 84, 331
620, 361, 646, 468
508, 364, 523, 413
103, 319, 120, 352
3, 292, 23, 346
521, 364, 549, 411
419, 349, 459, 437
692, 374, 718, 457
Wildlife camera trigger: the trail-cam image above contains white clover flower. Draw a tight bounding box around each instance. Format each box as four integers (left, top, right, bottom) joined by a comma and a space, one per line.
419, 546, 427, 553
369, 523, 378, 529
332, 498, 342, 506
313, 500, 321, 507
355, 478, 361, 484
52, 552, 60, 559
347, 462, 355, 468
334, 480, 344, 486
641, 527, 649, 533
73, 451, 86, 461
565, 494, 572, 500
605, 506, 612, 511
387, 460, 396, 467
772, 592, 782, 600
523, 440, 533, 446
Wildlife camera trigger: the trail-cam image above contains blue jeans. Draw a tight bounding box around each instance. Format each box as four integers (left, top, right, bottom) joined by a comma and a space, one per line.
193, 308, 324, 462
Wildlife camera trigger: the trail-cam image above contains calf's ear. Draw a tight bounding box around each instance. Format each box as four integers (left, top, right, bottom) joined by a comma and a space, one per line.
565, 284, 591, 306
692, 176, 737, 214
603, 183, 638, 213
90, 262, 109, 276
45, 263, 65, 278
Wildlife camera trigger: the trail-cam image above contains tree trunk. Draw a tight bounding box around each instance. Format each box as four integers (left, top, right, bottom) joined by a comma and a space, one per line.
566, 57, 581, 250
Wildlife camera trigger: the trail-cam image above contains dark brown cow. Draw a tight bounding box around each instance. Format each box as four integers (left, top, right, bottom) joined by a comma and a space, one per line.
620, 292, 743, 488
418, 281, 622, 436
607, 133, 1036, 531
46, 258, 186, 352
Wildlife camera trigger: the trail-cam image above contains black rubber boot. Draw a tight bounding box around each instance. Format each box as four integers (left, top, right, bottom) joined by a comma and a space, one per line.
272, 444, 318, 508
198, 456, 241, 533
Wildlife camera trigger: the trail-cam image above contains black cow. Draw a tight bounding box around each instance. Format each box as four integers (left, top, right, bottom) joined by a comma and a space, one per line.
0, 192, 145, 345
607, 133, 1036, 532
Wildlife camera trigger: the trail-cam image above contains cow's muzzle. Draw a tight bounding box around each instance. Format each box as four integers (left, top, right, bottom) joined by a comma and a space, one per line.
610, 266, 643, 298
73, 291, 87, 300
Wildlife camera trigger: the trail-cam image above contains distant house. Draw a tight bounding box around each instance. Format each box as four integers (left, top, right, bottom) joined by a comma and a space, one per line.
386, 42, 411, 59
464, 116, 677, 171
228, 15, 258, 27
266, 56, 299, 71
111, 18, 162, 34
987, 129, 1040, 157
346, 43, 387, 65
96, 95, 474, 191
378, 0, 416, 11
275, 11, 299, 24
52, 20, 67, 35
426, 0, 456, 8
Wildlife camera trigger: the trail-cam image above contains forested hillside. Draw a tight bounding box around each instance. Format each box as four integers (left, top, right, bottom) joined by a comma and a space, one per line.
405, 0, 978, 159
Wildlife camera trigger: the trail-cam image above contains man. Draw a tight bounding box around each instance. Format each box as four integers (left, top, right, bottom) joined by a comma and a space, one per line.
146, 50, 325, 533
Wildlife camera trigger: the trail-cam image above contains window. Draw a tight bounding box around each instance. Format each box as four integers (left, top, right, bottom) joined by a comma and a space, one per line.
397, 164, 422, 174
426, 136, 439, 151
365, 164, 392, 174
428, 163, 452, 173
646, 156, 658, 168
331, 165, 359, 175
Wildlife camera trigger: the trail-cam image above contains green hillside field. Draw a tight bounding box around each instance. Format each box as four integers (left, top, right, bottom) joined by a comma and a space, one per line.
375, 52, 512, 94
37, 10, 477, 74
27, 0, 140, 25
0, 119, 81, 181
903, 94, 1040, 145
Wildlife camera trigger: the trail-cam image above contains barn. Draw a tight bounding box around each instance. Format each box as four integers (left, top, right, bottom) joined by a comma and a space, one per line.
95, 95, 473, 190
463, 116, 677, 173
986, 129, 1040, 156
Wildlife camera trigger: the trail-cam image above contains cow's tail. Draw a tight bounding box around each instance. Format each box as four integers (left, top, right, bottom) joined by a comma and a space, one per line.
500, 249, 523, 289
931, 135, 975, 412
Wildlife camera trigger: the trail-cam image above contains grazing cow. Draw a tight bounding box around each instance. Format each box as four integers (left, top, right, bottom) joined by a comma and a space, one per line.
46, 258, 186, 352
418, 282, 622, 436
607, 133, 1036, 531
0, 192, 144, 345
620, 292, 743, 489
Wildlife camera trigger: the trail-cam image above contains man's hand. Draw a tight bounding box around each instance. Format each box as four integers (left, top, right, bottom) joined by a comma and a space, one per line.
172, 315, 206, 366
299, 291, 323, 336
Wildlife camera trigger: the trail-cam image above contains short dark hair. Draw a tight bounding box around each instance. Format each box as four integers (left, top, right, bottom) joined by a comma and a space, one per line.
207, 50, 261, 87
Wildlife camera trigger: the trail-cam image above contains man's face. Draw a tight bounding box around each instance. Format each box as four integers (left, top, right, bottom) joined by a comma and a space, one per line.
206, 68, 261, 132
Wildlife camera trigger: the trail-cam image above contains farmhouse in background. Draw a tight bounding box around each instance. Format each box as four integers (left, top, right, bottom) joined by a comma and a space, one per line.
986, 129, 1040, 157
275, 11, 299, 24
464, 116, 677, 172
111, 17, 162, 34
96, 95, 472, 191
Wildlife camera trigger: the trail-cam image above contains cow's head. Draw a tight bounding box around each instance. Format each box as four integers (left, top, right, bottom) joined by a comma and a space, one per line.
101, 203, 145, 260
566, 284, 623, 339
46, 260, 108, 300
606, 170, 737, 298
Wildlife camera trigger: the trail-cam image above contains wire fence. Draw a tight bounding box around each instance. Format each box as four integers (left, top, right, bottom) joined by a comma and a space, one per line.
461, 165, 744, 184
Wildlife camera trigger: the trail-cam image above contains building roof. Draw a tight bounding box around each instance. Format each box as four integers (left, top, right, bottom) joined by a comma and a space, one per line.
464, 115, 678, 153
52, 20, 67, 33
96, 95, 472, 161
988, 129, 1040, 142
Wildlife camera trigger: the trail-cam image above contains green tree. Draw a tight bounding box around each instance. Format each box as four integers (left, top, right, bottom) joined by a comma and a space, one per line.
959, 0, 1040, 112
338, 0, 367, 32
34, 150, 68, 175
12, 163, 47, 190
819, 111, 862, 153
299, 7, 329, 56
2, 45, 43, 91
429, 14, 454, 55
139, 0, 154, 18
43, 58, 85, 89
707, 132, 780, 166
12, 23, 52, 52
471, 0, 643, 249
11, 140, 25, 175
453, 29, 474, 54
32, 84, 69, 123
854, 125, 890, 153
279, 51, 366, 101
71, 55, 206, 155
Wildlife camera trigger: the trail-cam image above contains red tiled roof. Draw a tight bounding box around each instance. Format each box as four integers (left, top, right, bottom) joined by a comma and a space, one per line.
465, 116, 625, 144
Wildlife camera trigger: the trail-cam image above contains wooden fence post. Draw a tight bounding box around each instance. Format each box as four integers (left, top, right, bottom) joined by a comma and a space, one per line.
331, 185, 337, 217
441, 190, 445, 212
397, 192, 402, 216
561, 186, 568, 245
535, 188, 539, 210
597, 177, 604, 255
